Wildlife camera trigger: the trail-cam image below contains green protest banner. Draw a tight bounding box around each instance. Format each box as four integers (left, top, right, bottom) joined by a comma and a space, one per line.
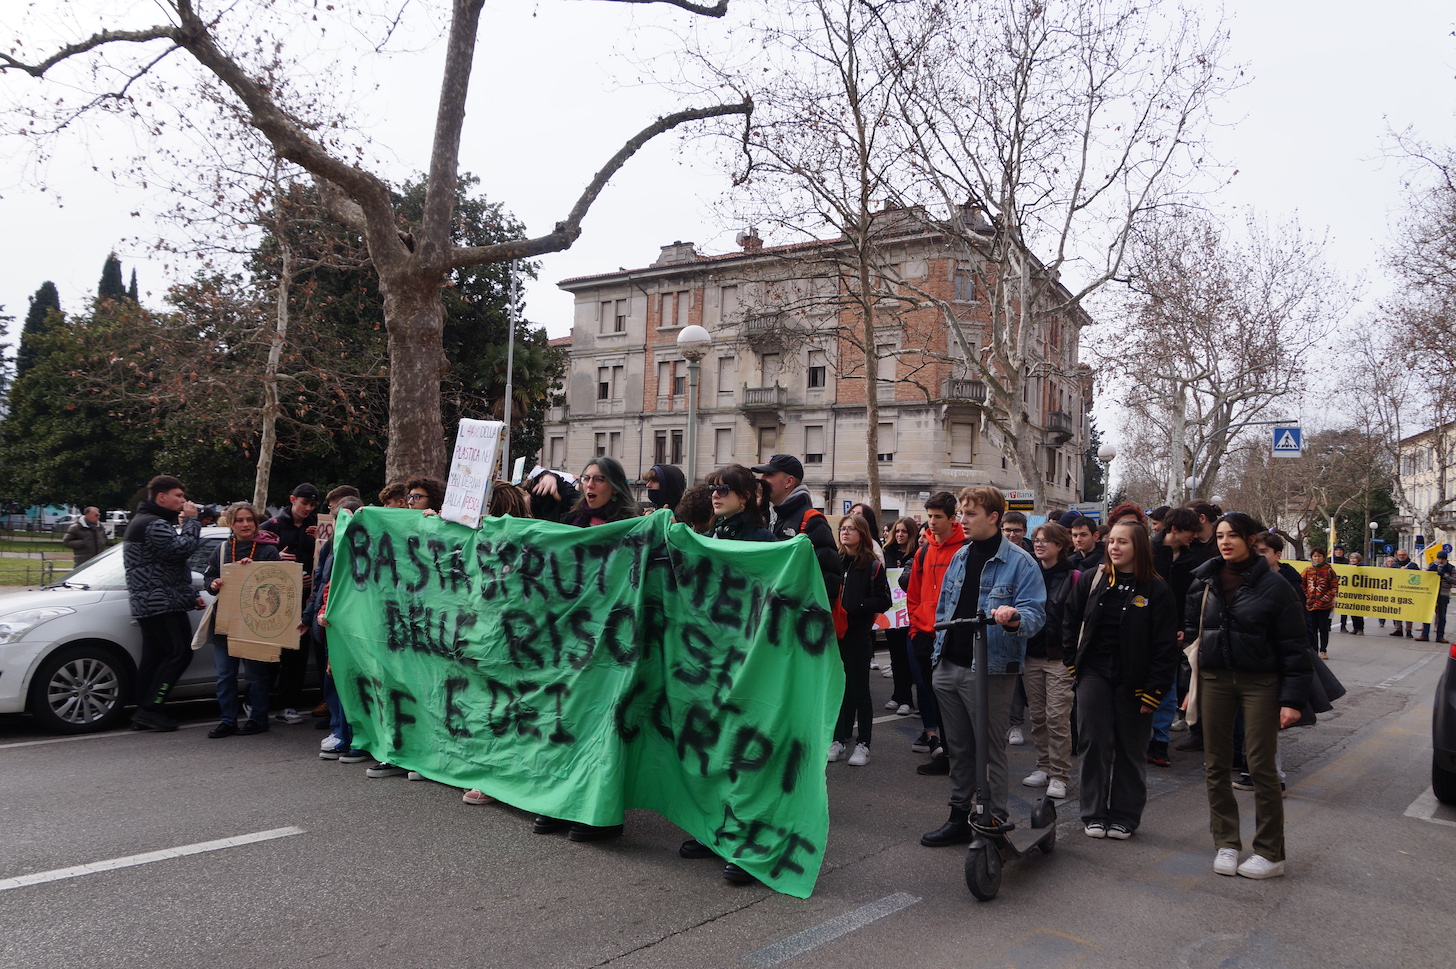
324, 507, 843, 898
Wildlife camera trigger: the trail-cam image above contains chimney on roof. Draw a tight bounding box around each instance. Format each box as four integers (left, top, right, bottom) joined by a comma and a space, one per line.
736, 227, 762, 251
653, 241, 700, 266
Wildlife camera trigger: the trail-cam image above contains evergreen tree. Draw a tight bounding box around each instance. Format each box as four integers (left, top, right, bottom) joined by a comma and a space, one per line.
1083, 418, 1106, 504
98, 253, 126, 301
127, 268, 139, 303
16, 281, 62, 380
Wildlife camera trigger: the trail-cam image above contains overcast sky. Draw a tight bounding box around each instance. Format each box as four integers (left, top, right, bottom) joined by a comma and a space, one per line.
3, 0, 1454, 421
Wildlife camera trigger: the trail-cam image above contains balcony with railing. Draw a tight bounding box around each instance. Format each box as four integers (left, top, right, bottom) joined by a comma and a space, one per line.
1045, 410, 1073, 444
741, 384, 787, 414
940, 377, 987, 403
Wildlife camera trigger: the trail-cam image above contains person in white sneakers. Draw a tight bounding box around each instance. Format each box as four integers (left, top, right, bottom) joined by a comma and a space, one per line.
1021, 522, 1078, 801
1187, 513, 1310, 879
828, 515, 892, 768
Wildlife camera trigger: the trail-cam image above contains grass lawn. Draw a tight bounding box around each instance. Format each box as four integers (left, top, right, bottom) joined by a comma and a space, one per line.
0, 558, 69, 587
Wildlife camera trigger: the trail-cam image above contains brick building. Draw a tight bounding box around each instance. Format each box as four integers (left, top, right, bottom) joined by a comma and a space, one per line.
537, 218, 1092, 520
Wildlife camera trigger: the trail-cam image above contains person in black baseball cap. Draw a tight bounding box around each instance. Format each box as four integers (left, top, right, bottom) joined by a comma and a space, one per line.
261, 482, 321, 724
752, 454, 838, 603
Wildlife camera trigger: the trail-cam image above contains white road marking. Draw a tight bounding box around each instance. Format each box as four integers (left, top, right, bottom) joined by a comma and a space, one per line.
1403, 789, 1456, 828
1374, 650, 1443, 689
741, 892, 919, 967
0, 826, 305, 892
0, 720, 212, 750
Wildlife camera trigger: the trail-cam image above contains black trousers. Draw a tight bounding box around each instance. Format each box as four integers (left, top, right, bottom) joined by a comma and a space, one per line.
835, 624, 874, 745
1076, 672, 1153, 829
885, 627, 914, 707
135, 611, 195, 711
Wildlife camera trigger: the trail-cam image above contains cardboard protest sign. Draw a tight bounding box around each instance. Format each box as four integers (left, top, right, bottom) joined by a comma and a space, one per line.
1289, 560, 1441, 623
440, 418, 503, 528
217, 560, 304, 661
324, 508, 842, 898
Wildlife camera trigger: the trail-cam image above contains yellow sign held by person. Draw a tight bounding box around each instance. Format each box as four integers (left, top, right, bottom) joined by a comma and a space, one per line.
1290, 560, 1439, 623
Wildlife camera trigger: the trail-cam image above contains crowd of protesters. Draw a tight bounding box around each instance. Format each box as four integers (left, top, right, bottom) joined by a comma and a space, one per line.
123, 455, 1401, 885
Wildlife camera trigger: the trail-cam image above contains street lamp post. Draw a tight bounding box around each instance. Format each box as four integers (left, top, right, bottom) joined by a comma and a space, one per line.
677, 325, 712, 486
1097, 443, 1117, 523
1370, 520, 1380, 563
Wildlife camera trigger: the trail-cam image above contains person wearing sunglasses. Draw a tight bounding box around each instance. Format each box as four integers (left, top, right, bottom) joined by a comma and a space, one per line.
704, 464, 774, 542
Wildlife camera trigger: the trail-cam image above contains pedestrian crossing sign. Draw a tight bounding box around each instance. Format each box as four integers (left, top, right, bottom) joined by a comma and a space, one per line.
1271, 426, 1302, 458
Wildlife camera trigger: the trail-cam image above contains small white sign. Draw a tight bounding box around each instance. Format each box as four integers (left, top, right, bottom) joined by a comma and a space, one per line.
441, 419, 504, 528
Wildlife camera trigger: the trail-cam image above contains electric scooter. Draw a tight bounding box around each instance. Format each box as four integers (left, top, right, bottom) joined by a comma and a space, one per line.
934, 611, 1057, 901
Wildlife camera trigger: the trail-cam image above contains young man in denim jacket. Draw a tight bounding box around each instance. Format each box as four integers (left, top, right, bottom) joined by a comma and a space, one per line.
921, 485, 1046, 846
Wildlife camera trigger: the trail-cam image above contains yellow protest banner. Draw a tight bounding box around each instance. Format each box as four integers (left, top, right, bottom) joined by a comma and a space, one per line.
1289, 560, 1439, 623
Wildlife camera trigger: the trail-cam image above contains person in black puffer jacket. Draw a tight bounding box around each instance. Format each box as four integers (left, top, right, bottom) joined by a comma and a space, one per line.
1062, 520, 1180, 839
123, 475, 203, 731
753, 454, 841, 603
829, 514, 892, 768
1186, 512, 1311, 880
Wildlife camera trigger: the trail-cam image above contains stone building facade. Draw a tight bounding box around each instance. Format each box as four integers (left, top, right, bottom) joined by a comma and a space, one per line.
537, 221, 1092, 521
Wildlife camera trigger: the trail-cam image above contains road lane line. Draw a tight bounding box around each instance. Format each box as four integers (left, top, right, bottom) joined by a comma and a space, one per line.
1373, 650, 1442, 689
0, 826, 305, 892
1403, 789, 1456, 827
741, 892, 919, 967
0, 720, 212, 750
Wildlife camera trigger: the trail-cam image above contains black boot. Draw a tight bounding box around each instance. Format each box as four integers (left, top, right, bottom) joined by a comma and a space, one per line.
921, 806, 974, 847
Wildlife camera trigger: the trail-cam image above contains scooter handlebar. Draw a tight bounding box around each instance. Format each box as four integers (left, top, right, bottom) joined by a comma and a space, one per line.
933, 610, 1020, 631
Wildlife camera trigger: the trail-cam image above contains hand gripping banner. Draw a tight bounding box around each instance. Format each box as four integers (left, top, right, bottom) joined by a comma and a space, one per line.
324, 508, 843, 897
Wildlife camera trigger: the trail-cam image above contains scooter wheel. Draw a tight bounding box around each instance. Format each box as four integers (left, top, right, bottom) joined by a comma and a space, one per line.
964, 842, 1002, 901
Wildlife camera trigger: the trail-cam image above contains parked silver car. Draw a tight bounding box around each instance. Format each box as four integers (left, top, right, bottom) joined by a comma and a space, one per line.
0, 526, 231, 733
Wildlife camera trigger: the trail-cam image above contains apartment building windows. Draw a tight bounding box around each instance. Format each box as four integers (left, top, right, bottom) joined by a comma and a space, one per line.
877, 422, 896, 462
717, 356, 737, 399
597, 365, 624, 401
599, 299, 628, 334
714, 427, 733, 464
659, 290, 691, 328
804, 425, 825, 464
653, 430, 684, 465
807, 350, 827, 389
758, 425, 779, 461
950, 422, 976, 466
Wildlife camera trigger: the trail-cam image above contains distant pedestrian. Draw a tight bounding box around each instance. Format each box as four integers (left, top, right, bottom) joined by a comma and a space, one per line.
1301, 548, 1338, 660
1346, 552, 1367, 635
124, 475, 203, 731
1389, 549, 1421, 637
62, 506, 107, 566
1420, 551, 1455, 643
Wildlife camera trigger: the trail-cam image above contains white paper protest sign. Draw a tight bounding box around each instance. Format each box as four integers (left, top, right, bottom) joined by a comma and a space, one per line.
441, 418, 503, 528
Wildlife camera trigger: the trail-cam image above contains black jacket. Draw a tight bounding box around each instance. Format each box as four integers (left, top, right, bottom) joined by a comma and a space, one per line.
261, 508, 318, 576
771, 486, 841, 602
710, 512, 774, 543
1062, 567, 1180, 706
1028, 559, 1076, 661
1070, 543, 1105, 571
123, 500, 203, 619
838, 555, 892, 625
1186, 555, 1312, 709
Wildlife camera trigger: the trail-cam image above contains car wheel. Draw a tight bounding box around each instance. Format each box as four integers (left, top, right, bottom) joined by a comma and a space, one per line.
1434, 755, 1456, 805
27, 643, 135, 734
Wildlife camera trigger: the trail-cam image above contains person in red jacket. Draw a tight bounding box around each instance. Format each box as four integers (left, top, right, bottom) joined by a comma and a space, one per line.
904, 491, 966, 774
1301, 548, 1338, 660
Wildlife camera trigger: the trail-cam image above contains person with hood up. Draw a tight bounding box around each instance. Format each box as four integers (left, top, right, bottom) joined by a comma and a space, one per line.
643, 464, 687, 513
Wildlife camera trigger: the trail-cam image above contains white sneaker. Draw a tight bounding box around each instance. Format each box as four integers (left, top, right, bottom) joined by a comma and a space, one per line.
847, 743, 870, 766
1022, 770, 1049, 788
1236, 854, 1285, 879
884, 699, 900, 710
827, 740, 845, 762
1214, 848, 1239, 876
320, 734, 344, 752
896, 704, 912, 716
1007, 726, 1025, 746
881, 666, 894, 678
275, 708, 305, 725
1046, 779, 1067, 799
406, 770, 425, 781
1171, 718, 1189, 732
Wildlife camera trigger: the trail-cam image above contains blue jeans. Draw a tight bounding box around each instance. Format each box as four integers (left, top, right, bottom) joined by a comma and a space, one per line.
1150, 674, 1179, 741
1423, 596, 1449, 641
213, 640, 272, 726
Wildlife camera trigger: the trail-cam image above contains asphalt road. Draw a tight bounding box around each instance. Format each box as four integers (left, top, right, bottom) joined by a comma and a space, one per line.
2, 628, 1452, 969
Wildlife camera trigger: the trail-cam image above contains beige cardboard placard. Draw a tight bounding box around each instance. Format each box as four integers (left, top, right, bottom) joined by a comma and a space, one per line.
219, 560, 303, 657
227, 639, 283, 662
214, 562, 242, 638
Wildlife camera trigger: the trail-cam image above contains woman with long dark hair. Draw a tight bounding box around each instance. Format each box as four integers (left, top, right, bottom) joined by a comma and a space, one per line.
704, 464, 774, 541
1062, 520, 1180, 840
533, 456, 641, 842
1187, 512, 1310, 878
882, 517, 920, 716
562, 457, 641, 527
829, 514, 892, 767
